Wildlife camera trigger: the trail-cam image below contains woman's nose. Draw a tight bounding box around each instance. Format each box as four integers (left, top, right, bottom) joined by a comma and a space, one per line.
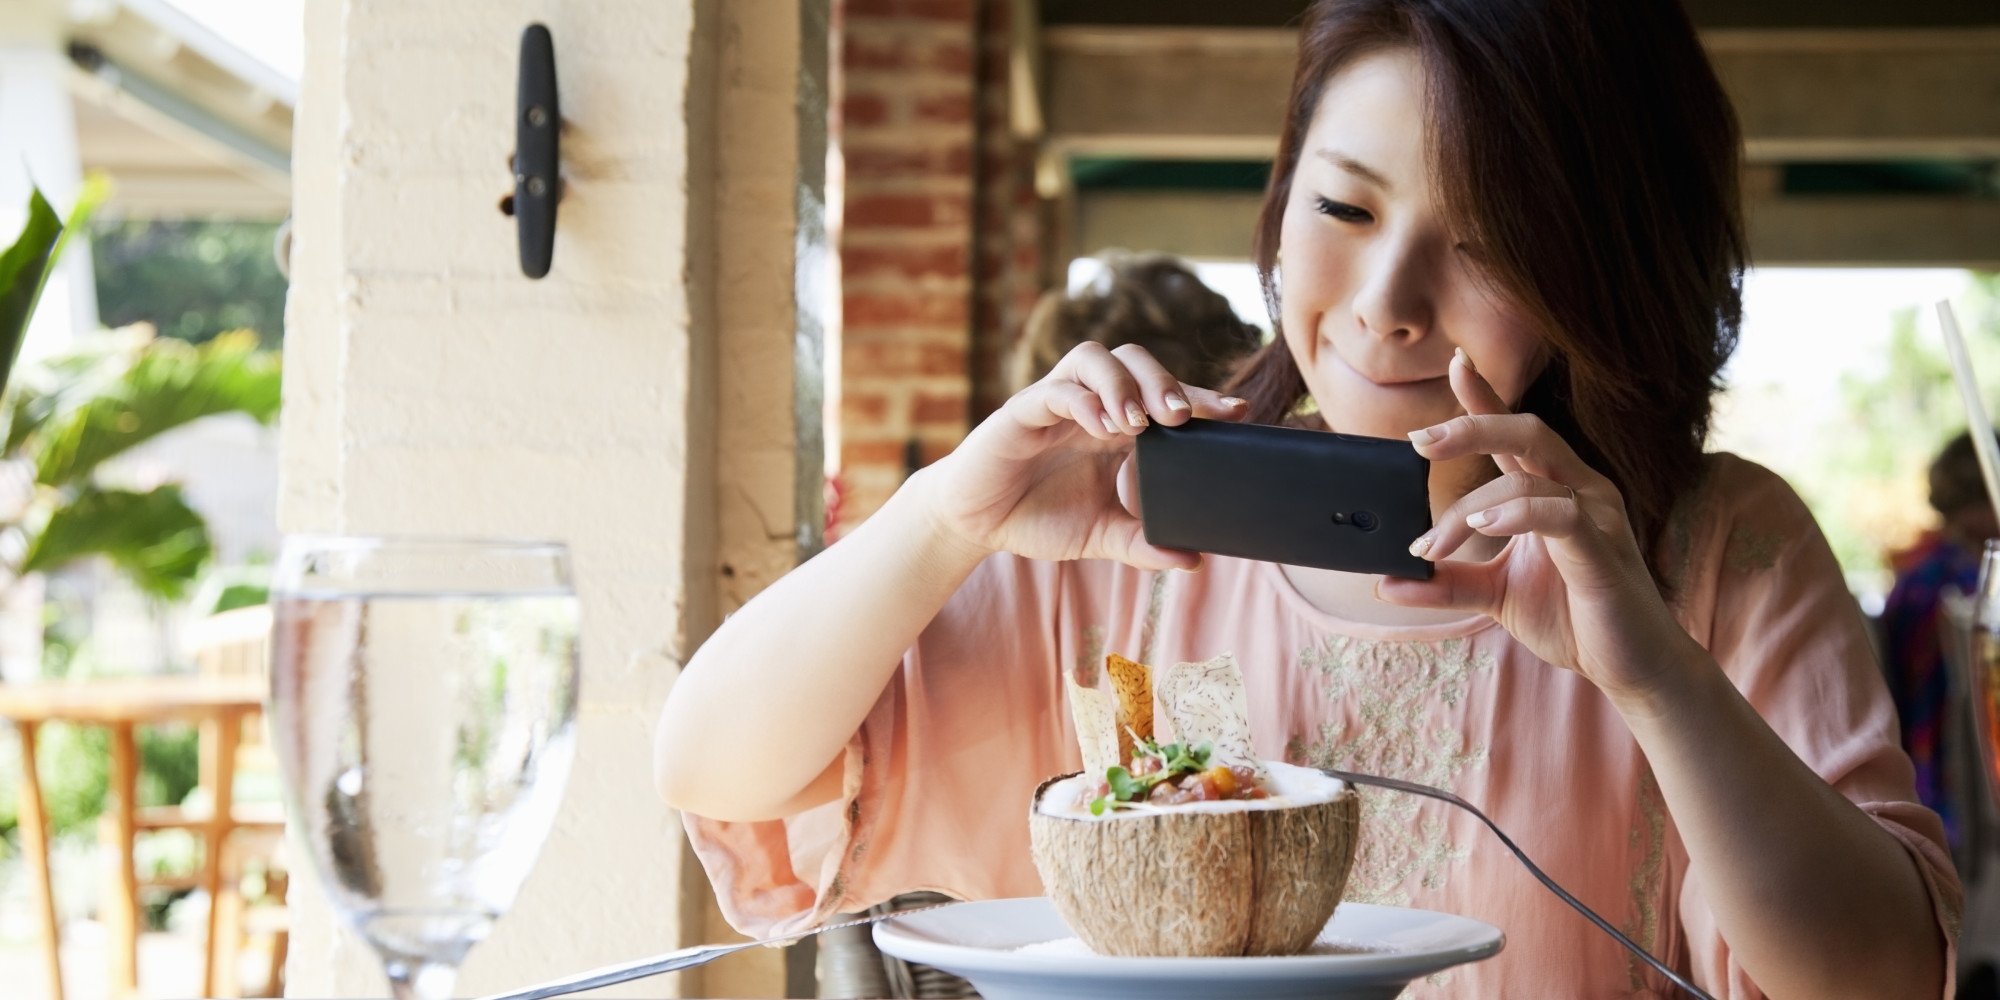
1350, 234, 1435, 342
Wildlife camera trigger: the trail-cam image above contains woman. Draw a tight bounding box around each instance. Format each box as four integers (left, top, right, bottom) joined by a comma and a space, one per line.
657, 0, 1958, 994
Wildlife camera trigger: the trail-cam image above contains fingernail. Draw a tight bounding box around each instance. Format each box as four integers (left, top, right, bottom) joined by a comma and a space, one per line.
1465, 509, 1493, 528
1220, 396, 1247, 408
1165, 393, 1191, 412
1101, 412, 1123, 434
1408, 426, 1441, 447
1453, 347, 1477, 374
1125, 403, 1149, 428
1408, 534, 1433, 558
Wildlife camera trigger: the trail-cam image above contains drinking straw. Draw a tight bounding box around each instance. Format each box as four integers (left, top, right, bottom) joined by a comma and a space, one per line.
1938, 299, 2000, 519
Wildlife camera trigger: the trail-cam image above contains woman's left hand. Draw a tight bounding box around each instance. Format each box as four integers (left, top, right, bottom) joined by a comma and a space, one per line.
1377, 352, 1700, 707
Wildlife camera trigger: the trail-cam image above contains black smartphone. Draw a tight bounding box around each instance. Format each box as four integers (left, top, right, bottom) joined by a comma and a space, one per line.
1135, 418, 1435, 579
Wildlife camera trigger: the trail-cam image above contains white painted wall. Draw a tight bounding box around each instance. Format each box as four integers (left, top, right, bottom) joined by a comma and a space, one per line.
278, 0, 820, 995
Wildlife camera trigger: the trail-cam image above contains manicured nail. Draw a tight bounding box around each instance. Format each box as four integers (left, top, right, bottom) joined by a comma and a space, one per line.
1408, 426, 1441, 447
1465, 509, 1494, 528
1453, 347, 1477, 374
1165, 393, 1191, 412
1221, 396, 1247, 408
1125, 403, 1149, 428
1101, 412, 1123, 434
1408, 534, 1433, 558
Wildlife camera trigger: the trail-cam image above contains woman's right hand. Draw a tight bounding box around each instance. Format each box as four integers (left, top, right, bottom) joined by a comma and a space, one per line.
918, 342, 1249, 570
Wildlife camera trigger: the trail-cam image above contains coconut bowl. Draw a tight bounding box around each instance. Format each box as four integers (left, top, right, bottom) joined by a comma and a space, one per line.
1027, 760, 1360, 957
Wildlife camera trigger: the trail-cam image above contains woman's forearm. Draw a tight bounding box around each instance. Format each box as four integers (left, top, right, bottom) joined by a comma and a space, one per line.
654, 466, 991, 821
1612, 637, 1945, 999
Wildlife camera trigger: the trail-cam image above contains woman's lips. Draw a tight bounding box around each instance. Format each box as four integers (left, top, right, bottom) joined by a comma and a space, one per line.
1325, 341, 1448, 387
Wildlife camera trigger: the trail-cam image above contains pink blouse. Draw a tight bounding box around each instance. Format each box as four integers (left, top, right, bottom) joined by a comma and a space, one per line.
683, 454, 1961, 997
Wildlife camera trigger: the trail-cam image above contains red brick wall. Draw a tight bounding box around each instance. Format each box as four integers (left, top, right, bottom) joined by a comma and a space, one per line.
831, 0, 1048, 533
834, 0, 978, 528
970, 0, 1047, 422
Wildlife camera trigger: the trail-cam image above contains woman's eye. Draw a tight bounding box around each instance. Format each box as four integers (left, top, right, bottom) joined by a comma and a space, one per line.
1314, 197, 1372, 224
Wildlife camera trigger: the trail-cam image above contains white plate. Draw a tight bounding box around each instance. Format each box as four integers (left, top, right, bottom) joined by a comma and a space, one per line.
872, 896, 1504, 1000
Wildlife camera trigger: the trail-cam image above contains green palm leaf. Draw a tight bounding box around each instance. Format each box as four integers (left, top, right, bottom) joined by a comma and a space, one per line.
31, 331, 281, 487
0, 189, 64, 401
21, 486, 212, 599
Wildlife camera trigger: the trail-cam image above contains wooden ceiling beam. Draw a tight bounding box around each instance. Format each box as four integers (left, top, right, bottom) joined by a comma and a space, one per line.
1041, 27, 2000, 161
1074, 189, 2000, 270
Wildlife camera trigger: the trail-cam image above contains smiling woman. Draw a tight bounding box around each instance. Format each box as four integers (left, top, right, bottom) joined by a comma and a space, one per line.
1230, 3, 1744, 589
660, 2, 1959, 997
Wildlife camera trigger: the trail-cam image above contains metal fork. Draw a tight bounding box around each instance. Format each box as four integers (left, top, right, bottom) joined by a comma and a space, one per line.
473, 902, 956, 1000
1319, 767, 1716, 1000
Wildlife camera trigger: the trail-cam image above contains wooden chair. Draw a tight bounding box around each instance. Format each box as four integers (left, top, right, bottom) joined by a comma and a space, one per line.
97, 604, 289, 997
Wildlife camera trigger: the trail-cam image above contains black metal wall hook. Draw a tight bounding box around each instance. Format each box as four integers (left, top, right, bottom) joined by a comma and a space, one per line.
508, 23, 559, 278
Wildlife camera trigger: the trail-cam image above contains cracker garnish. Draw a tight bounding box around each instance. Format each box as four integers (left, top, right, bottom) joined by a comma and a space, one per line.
1064, 672, 1120, 780
1158, 652, 1265, 779
1105, 652, 1154, 764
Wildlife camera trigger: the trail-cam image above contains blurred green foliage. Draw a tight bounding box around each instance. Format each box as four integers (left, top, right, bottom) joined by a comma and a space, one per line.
91, 219, 287, 349
0, 722, 201, 841
1791, 274, 2000, 595
4, 329, 282, 600
0, 196, 273, 863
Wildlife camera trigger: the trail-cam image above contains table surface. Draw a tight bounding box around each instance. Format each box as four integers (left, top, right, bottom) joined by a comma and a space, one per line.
0, 675, 264, 724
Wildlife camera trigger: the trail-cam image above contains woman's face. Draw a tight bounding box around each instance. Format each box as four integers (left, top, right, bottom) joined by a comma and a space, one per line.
1277, 48, 1545, 442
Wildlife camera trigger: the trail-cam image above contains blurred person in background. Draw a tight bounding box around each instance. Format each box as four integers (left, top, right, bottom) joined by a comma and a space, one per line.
1006, 251, 1263, 392
1883, 430, 1999, 850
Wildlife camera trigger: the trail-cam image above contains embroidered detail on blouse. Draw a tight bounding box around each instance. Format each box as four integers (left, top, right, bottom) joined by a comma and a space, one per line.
1285, 636, 1494, 907
1075, 625, 1106, 687
1624, 767, 1667, 993
1723, 522, 1784, 575
1139, 572, 1170, 665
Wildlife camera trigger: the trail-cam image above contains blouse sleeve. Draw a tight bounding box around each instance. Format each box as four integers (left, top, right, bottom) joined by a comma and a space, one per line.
679, 552, 1089, 939
1675, 457, 1962, 998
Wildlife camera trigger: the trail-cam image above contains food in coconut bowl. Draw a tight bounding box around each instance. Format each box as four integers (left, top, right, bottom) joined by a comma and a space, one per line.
1030, 651, 1359, 957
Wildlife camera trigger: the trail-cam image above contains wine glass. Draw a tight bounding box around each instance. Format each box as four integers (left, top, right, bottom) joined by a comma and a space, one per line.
1971, 539, 2000, 812
269, 536, 581, 999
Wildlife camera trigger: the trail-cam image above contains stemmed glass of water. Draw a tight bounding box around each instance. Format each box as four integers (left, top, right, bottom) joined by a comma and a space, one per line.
269, 536, 581, 999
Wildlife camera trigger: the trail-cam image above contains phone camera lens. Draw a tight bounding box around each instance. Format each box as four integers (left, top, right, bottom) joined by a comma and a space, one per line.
1351, 511, 1379, 532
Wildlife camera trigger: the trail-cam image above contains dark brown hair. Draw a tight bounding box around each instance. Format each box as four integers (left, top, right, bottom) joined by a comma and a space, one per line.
1226, 0, 1744, 585
1931, 431, 1996, 518
1010, 251, 1263, 392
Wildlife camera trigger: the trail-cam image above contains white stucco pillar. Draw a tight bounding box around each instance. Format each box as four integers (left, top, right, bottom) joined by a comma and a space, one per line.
0, 2, 100, 356
281, 0, 824, 996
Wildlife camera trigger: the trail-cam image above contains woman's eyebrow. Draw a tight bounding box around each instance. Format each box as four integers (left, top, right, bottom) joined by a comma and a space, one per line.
1314, 148, 1392, 193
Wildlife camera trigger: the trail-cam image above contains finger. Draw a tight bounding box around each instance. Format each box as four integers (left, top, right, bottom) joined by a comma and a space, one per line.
1097, 512, 1203, 572
1412, 471, 1574, 562
1117, 450, 1141, 518
1376, 560, 1500, 616
1009, 379, 1120, 439
1408, 411, 1604, 490
1109, 344, 1194, 426
1448, 348, 1521, 475
1104, 345, 1250, 425
1463, 494, 1591, 542
1066, 343, 1151, 436
1185, 385, 1251, 421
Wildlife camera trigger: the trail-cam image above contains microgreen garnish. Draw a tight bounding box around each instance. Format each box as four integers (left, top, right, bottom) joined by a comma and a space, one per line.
1087, 738, 1215, 814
